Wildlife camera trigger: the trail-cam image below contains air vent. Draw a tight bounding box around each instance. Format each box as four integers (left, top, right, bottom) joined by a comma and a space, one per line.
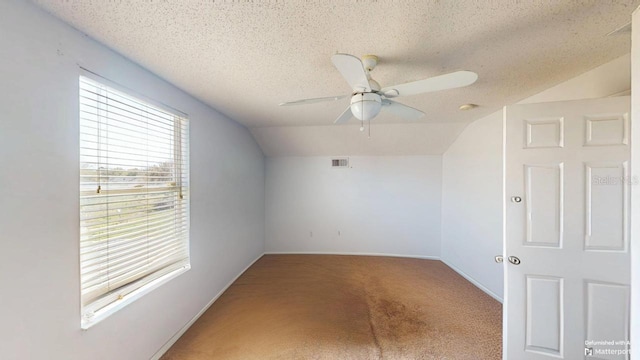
331, 158, 349, 168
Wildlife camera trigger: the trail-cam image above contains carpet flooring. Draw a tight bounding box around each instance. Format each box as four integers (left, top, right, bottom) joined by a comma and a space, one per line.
161, 255, 502, 359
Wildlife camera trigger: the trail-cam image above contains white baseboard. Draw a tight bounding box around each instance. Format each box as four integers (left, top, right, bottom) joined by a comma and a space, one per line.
150, 253, 264, 360
264, 251, 440, 260
440, 258, 504, 303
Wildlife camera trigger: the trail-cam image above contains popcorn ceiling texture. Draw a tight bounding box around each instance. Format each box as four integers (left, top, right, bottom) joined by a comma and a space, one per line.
32, 0, 636, 155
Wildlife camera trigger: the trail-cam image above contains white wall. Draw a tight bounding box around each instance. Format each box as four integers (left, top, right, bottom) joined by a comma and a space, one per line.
519, 53, 630, 104
0, 1, 264, 360
441, 111, 504, 301
440, 53, 632, 303
251, 122, 469, 157
265, 156, 442, 257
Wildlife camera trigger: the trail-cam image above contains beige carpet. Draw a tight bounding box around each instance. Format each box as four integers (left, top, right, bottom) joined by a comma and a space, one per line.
162, 255, 502, 360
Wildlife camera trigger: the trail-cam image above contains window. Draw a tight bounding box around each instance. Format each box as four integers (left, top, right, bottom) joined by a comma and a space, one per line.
79, 74, 189, 328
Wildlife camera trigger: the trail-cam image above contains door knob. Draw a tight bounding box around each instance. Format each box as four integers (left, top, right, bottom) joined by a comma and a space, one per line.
494, 255, 504, 263
508, 256, 521, 265
511, 196, 522, 203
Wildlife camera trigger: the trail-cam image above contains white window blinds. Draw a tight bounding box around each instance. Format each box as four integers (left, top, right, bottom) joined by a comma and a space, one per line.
79, 75, 189, 325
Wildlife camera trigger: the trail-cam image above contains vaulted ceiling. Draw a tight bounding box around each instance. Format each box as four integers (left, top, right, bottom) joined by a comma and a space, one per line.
33, 0, 636, 156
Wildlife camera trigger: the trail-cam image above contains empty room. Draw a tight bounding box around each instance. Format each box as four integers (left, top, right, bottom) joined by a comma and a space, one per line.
1, 1, 639, 359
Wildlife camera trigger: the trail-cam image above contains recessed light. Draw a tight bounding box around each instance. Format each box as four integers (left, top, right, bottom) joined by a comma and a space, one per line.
459, 103, 478, 111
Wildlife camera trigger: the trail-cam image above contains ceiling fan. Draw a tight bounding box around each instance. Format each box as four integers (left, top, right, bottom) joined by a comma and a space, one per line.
279, 53, 478, 124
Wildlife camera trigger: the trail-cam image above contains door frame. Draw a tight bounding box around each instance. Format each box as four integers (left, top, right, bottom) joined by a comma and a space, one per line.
630, 7, 640, 360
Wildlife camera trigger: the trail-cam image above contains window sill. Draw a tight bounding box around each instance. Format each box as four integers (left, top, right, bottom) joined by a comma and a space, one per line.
81, 265, 190, 330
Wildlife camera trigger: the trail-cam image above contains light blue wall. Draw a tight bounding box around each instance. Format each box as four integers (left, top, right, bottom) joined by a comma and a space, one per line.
0, 1, 264, 359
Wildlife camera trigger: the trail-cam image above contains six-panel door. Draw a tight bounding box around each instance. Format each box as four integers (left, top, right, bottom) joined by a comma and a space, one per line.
505, 97, 631, 360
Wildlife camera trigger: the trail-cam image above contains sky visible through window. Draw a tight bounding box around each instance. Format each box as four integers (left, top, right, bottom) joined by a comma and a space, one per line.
79, 77, 181, 192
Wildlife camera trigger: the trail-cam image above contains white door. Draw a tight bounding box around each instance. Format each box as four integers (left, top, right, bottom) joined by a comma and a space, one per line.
504, 97, 631, 360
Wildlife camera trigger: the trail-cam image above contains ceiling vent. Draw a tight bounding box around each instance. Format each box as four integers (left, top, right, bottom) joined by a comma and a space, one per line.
331, 158, 349, 168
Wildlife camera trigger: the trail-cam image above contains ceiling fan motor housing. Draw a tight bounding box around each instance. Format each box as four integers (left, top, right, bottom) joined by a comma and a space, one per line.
350, 93, 382, 121
279, 53, 478, 124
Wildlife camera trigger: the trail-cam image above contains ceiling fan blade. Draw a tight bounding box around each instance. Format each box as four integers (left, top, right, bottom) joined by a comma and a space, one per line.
331, 53, 371, 92
334, 106, 353, 124
382, 99, 425, 120
279, 94, 349, 106
382, 70, 478, 98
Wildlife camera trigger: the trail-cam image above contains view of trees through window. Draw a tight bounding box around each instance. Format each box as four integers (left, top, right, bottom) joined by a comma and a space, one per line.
80, 162, 179, 242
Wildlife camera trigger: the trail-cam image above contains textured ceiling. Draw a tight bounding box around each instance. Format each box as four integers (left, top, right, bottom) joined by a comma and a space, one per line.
32, 0, 636, 155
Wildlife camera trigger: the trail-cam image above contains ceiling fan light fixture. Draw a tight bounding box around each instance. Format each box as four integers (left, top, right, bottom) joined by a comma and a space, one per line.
350, 93, 381, 121
280, 53, 479, 124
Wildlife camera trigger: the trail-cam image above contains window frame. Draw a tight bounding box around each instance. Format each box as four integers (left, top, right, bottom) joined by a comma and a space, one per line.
78, 69, 190, 329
